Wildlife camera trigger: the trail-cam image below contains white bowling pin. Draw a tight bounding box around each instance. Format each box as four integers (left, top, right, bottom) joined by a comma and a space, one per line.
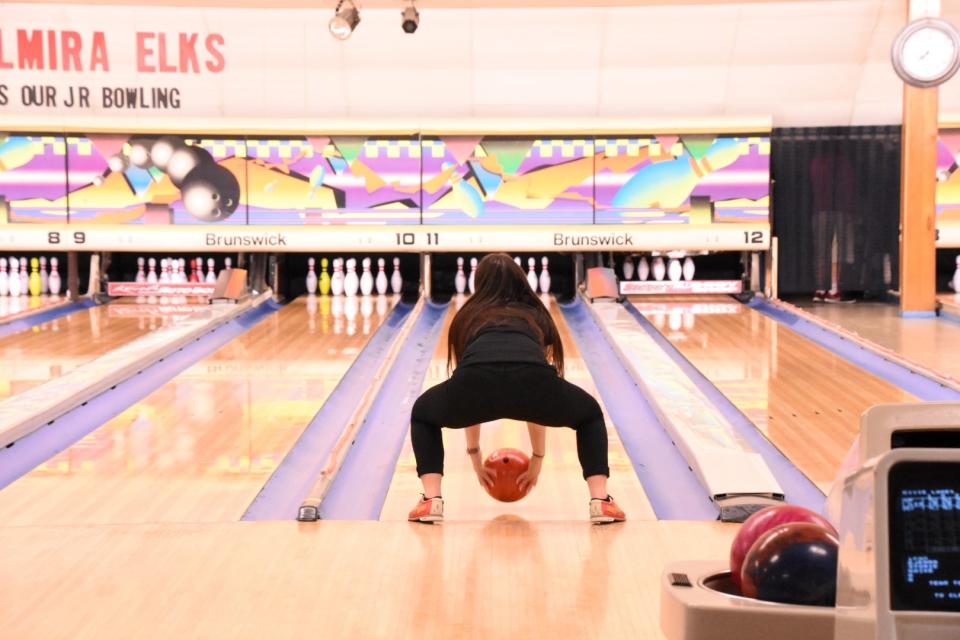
638, 256, 650, 281
48, 257, 62, 295
224, 257, 232, 271
147, 258, 158, 284
682, 257, 696, 282
539, 257, 551, 294
195, 256, 205, 281
526, 258, 538, 293
39, 256, 49, 293
177, 258, 187, 283
390, 257, 402, 294
454, 257, 467, 294
468, 258, 477, 294
622, 256, 635, 281
0, 258, 8, 296
19, 258, 28, 292
306, 257, 318, 294
206, 258, 216, 284
360, 257, 374, 296
9, 259, 22, 297
136, 257, 146, 283
331, 258, 345, 296
652, 255, 666, 281
159, 259, 170, 283
344, 258, 359, 297
375, 258, 388, 295
953, 256, 960, 293
667, 257, 682, 282
514, 256, 522, 268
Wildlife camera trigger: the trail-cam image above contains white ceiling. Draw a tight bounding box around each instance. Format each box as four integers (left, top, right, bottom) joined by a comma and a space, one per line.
9, 0, 960, 126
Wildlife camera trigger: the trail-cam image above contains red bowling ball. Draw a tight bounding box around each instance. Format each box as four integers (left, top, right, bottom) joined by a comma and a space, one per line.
483, 448, 532, 503
729, 504, 837, 590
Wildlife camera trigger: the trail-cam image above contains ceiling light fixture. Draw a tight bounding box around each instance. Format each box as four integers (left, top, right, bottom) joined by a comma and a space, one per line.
329, 0, 361, 40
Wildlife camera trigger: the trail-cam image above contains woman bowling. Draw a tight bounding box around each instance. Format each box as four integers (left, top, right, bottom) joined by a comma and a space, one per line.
407, 253, 626, 524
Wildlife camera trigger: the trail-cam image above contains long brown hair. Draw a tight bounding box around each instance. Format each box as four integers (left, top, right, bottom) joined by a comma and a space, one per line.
447, 253, 564, 376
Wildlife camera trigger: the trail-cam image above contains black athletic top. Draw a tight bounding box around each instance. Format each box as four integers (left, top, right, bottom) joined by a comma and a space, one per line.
458, 316, 550, 368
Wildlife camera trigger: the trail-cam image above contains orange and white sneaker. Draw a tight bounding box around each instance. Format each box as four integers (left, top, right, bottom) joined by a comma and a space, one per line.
590, 496, 626, 524
407, 494, 444, 523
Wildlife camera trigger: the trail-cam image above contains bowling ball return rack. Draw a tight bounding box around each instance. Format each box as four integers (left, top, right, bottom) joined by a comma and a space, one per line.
660, 560, 835, 640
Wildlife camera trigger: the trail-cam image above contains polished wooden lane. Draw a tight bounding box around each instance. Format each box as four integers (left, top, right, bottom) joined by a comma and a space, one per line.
0, 299, 198, 403
0, 519, 735, 640
632, 296, 915, 488
0, 295, 398, 525
797, 299, 960, 381
0, 294, 65, 322
380, 298, 655, 522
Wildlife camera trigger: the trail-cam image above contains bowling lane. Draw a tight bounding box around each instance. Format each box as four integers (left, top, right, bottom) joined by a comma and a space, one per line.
795, 300, 960, 381
379, 298, 655, 521
0, 294, 399, 525
0, 299, 201, 403
0, 294, 64, 322
632, 296, 915, 489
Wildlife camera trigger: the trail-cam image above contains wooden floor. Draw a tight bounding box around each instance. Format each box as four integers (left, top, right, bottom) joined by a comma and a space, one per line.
0, 295, 396, 525
633, 296, 915, 488
798, 299, 960, 381
0, 300, 185, 402
0, 518, 736, 640
0, 293, 63, 321
379, 300, 655, 522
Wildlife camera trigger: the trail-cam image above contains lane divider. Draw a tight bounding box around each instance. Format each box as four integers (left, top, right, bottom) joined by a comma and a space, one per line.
241, 299, 418, 521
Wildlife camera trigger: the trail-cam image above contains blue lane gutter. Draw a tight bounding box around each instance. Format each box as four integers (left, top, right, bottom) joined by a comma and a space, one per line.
319, 302, 447, 520
561, 298, 718, 521
621, 299, 825, 512
242, 302, 414, 521
0, 299, 279, 491
748, 298, 960, 402
0, 299, 96, 339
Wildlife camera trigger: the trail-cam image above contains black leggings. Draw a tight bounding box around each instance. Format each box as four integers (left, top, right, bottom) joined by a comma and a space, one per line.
410, 363, 610, 479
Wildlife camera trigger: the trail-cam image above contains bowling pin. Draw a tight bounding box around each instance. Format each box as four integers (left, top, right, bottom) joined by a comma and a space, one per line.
539, 257, 551, 294
39, 256, 49, 293
19, 258, 28, 292
8, 257, 20, 297
147, 258, 158, 284
390, 257, 402, 294
454, 257, 467, 294
954, 256, 960, 293
189, 259, 200, 283
682, 257, 696, 282
526, 258, 538, 293
206, 258, 216, 284
667, 256, 682, 282
48, 257, 62, 295
622, 255, 635, 280
159, 259, 169, 283
319, 258, 332, 295
344, 258, 360, 297
0, 258, 7, 296
360, 257, 374, 296
224, 257, 232, 271
468, 258, 477, 294
28, 258, 41, 297
306, 257, 318, 294
195, 256, 205, 281
136, 257, 146, 283
375, 258, 388, 295
331, 258, 345, 296
638, 256, 650, 281
652, 255, 666, 281
514, 256, 522, 268
177, 258, 187, 283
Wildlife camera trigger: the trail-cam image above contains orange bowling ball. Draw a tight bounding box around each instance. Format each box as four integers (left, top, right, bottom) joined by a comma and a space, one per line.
483, 448, 532, 503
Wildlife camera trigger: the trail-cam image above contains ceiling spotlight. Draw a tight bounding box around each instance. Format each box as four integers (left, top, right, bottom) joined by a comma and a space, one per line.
329, 0, 360, 40
401, 2, 419, 34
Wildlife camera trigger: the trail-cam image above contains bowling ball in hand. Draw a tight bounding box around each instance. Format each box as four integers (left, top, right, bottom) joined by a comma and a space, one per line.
740, 522, 839, 607
483, 448, 531, 503
729, 504, 836, 590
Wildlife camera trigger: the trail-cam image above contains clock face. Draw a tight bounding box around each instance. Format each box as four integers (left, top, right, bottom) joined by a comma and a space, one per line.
902, 26, 958, 81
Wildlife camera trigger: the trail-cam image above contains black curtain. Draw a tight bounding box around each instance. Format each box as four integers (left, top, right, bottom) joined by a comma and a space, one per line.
772, 126, 901, 297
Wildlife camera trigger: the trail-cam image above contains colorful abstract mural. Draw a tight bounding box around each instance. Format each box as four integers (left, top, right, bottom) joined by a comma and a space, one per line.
0, 134, 69, 223
0, 132, 770, 227
246, 137, 420, 225
421, 137, 594, 225
936, 130, 960, 226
